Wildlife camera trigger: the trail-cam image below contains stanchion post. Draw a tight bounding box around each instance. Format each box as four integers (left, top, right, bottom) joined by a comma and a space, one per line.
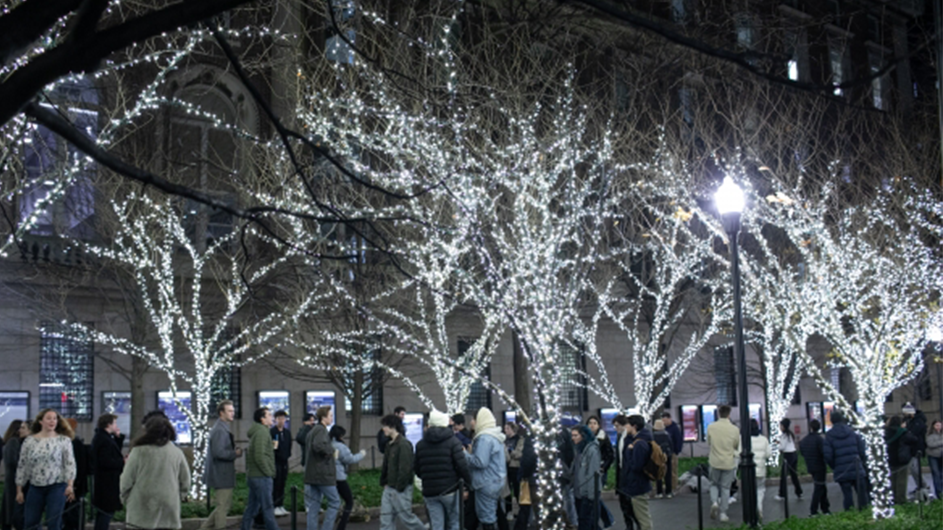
593, 471, 600, 528
79, 497, 86, 530
206, 486, 212, 513
781, 452, 789, 520
372, 446, 376, 468
459, 479, 465, 530
696, 467, 703, 530
291, 485, 298, 530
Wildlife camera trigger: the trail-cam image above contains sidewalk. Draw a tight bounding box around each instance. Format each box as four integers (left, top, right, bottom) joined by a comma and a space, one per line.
181, 473, 935, 530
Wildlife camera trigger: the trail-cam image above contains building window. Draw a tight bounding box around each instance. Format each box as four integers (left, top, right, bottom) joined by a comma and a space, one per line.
828, 32, 850, 97
735, 14, 755, 50
20, 78, 98, 239
459, 337, 492, 413
559, 343, 588, 411
39, 323, 94, 421
915, 364, 932, 402
326, 0, 356, 64
868, 47, 890, 110
344, 344, 383, 416
671, 0, 690, 24
679, 86, 695, 125
209, 363, 242, 419
714, 345, 737, 406
783, 25, 809, 82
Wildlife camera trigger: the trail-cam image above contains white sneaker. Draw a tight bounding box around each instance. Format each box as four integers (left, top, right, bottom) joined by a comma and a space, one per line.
729, 496, 737, 504
710, 503, 718, 520
656, 494, 663, 499
274, 507, 288, 517
774, 495, 785, 501
719, 513, 729, 523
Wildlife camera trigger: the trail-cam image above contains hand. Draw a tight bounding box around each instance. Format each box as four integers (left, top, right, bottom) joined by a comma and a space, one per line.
462, 491, 469, 501
236, 448, 243, 457
15, 492, 23, 505
333, 450, 339, 459
65, 485, 75, 502
359, 449, 367, 457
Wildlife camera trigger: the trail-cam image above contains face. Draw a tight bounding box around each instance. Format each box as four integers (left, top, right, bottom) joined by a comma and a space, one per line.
42, 411, 59, 432
381, 425, 395, 437
615, 423, 625, 435
18, 423, 30, 437
504, 424, 514, 436
325, 409, 334, 425
220, 404, 235, 422
453, 423, 463, 432
276, 415, 287, 428
261, 410, 273, 427
397, 410, 406, 420
571, 429, 582, 445
933, 421, 943, 433
625, 423, 638, 436
587, 418, 600, 434
106, 420, 118, 434
662, 417, 672, 426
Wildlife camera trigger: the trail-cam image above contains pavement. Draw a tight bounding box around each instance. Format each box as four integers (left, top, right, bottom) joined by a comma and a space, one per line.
182, 472, 937, 530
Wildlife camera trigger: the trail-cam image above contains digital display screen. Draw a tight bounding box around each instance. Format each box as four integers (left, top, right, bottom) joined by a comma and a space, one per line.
599, 408, 620, 445
700, 404, 718, 442
806, 402, 823, 431
157, 391, 192, 445
102, 392, 131, 441
680, 405, 699, 442
503, 410, 517, 426
560, 411, 581, 427
403, 413, 424, 450
823, 401, 835, 432
258, 391, 291, 431
305, 391, 335, 428
749, 403, 763, 435
0, 392, 31, 429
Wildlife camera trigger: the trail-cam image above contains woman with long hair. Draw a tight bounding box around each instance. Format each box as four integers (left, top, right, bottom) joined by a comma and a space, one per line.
776, 419, 802, 500
15, 410, 76, 530
1, 420, 29, 530
330, 425, 365, 530
585, 416, 615, 528
120, 416, 191, 529
926, 419, 943, 501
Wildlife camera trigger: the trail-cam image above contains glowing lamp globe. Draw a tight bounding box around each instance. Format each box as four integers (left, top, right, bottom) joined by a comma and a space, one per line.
715, 176, 745, 215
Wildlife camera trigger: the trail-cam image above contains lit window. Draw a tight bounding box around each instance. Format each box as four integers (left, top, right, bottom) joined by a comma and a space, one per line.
326, 0, 356, 64
559, 343, 587, 411
39, 323, 94, 421
788, 59, 799, 81
828, 34, 849, 96
344, 343, 383, 415
459, 337, 492, 413
869, 49, 889, 110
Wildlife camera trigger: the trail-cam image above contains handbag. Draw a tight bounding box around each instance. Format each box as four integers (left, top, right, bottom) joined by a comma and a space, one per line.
519, 481, 531, 506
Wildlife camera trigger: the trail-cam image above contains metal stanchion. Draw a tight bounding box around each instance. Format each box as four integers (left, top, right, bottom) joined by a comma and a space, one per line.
695, 467, 703, 530
79, 498, 86, 530
781, 453, 789, 520
459, 479, 465, 530
372, 446, 376, 468
207, 487, 212, 513
593, 472, 600, 530
291, 485, 298, 530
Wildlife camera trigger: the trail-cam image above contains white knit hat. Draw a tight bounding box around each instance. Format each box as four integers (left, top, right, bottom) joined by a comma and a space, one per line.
429, 410, 450, 428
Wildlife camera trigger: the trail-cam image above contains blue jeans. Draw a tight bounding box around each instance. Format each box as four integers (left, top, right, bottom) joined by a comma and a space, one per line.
24, 483, 66, 530
562, 484, 577, 526
424, 492, 459, 530
305, 484, 341, 530
929, 455, 943, 499
575, 497, 599, 530
380, 486, 425, 530
241, 478, 279, 530
474, 490, 499, 525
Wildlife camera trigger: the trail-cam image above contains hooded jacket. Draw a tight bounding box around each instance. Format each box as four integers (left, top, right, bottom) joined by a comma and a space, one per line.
573, 425, 601, 499
333, 440, 365, 482
466, 408, 507, 497
752, 434, 770, 478
885, 426, 918, 467
246, 422, 276, 478
799, 432, 827, 476
305, 422, 336, 486
414, 426, 472, 497
618, 428, 652, 498
823, 423, 866, 482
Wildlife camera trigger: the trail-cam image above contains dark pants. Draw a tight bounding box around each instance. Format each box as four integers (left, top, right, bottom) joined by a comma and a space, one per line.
24, 483, 67, 530
337, 481, 354, 530
274, 460, 289, 508
779, 452, 803, 497
930, 455, 943, 499
839, 480, 868, 511
513, 480, 537, 530
464, 491, 478, 530
574, 498, 599, 530
61, 498, 86, 530
94, 512, 113, 530
617, 493, 637, 530
655, 457, 672, 495
809, 471, 830, 515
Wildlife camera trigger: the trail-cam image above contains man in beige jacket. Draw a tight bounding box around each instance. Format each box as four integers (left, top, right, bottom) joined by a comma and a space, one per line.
707, 405, 740, 523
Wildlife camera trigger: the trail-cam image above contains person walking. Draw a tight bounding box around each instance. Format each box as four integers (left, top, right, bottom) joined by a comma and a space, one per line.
661, 412, 683, 494
612, 416, 637, 530
1, 420, 29, 530
241, 408, 280, 530
201, 400, 241, 530
271, 410, 292, 516
651, 420, 672, 499
378, 406, 407, 454
120, 415, 190, 530
16, 409, 76, 530
902, 403, 928, 500
926, 419, 943, 500
586, 416, 615, 528
749, 419, 770, 520
504, 422, 524, 517
617, 415, 652, 530
296, 413, 316, 467
706, 404, 739, 523
885, 415, 918, 506
61, 419, 88, 530
331, 425, 366, 530
775, 418, 803, 500
571, 425, 601, 530
798, 419, 830, 516
304, 406, 341, 530
415, 410, 471, 530
823, 410, 869, 511
466, 408, 507, 530
379, 414, 425, 530
91, 414, 125, 530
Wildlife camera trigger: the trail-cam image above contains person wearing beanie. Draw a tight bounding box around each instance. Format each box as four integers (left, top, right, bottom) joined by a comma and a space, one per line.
415, 410, 472, 530
465, 408, 507, 530
799, 420, 829, 517
901, 402, 928, 500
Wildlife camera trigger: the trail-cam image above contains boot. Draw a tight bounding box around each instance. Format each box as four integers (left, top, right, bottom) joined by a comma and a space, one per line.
483, 523, 497, 530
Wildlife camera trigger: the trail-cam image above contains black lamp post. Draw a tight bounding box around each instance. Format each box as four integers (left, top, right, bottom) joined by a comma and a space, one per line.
930, 324, 942, 423
715, 176, 758, 528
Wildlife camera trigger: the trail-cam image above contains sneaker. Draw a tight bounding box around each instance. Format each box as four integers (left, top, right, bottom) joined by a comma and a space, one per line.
774, 495, 785, 501
796, 493, 803, 499
666, 493, 673, 499
710, 503, 719, 520
656, 494, 663, 499
719, 513, 730, 523
729, 496, 737, 505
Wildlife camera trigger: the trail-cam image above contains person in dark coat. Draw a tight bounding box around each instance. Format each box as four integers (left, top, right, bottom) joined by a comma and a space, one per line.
513, 430, 537, 530
63, 418, 90, 530
91, 414, 125, 530
1, 420, 28, 530
296, 414, 316, 467
617, 416, 652, 530
414, 411, 471, 530
799, 419, 830, 516
651, 420, 673, 499
377, 407, 406, 454
885, 415, 919, 505
661, 413, 683, 493
270, 410, 292, 516
823, 410, 868, 511
902, 403, 929, 498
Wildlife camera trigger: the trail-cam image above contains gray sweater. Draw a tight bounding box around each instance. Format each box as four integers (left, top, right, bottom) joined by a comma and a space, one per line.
204, 419, 238, 489
120, 443, 191, 529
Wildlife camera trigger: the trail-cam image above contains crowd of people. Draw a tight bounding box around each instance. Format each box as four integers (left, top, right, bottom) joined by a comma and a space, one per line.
0, 400, 941, 530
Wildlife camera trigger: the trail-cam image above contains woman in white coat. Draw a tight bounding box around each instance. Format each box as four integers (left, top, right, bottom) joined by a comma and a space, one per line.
750, 420, 770, 521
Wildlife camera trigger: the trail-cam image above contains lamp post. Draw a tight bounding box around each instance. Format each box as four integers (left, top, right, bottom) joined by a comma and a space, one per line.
930, 323, 942, 424
715, 176, 758, 528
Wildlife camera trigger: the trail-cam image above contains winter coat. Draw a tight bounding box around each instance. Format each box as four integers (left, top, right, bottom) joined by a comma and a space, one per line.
707, 418, 740, 471
824, 423, 867, 483
519, 435, 537, 481
380, 435, 415, 492
653, 429, 673, 457
120, 443, 190, 529
91, 429, 125, 513
71, 436, 90, 497
799, 432, 827, 476
414, 426, 472, 497
466, 427, 507, 497
905, 411, 928, 453
885, 426, 918, 468
926, 430, 943, 459
618, 429, 652, 498
1, 437, 21, 527
751, 435, 769, 478
304, 423, 336, 486
296, 424, 313, 466
333, 440, 364, 482
557, 428, 575, 485
573, 437, 601, 500
665, 422, 684, 455
204, 420, 237, 489
596, 429, 615, 476
271, 426, 292, 463
246, 422, 276, 478
506, 435, 524, 469
454, 429, 472, 448
377, 428, 391, 454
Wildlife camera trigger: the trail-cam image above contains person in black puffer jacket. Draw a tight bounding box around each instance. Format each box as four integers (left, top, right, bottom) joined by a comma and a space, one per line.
885, 415, 919, 506
415, 411, 472, 530
902, 403, 928, 498
823, 410, 869, 511
799, 419, 830, 516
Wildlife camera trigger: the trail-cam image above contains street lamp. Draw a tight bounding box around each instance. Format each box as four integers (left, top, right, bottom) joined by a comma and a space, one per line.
715, 176, 758, 528
930, 322, 942, 427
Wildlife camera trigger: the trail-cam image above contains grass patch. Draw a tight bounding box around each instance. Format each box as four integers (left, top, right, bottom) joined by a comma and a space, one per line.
735, 500, 943, 530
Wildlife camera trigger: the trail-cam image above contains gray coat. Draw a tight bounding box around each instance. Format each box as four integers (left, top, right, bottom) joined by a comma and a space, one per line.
204, 419, 238, 489
304, 423, 336, 486
120, 443, 191, 529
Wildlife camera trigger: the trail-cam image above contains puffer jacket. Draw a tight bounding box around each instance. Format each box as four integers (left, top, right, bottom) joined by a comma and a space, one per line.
414, 426, 472, 497
618, 429, 652, 498
905, 411, 928, 453
332, 440, 364, 481
885, 426, 918, 467
799, 433, 827, 476
304, 423, 336, 486
466, 427, 507, 497
752, 435, 769, 478
824, 423, 866, 482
